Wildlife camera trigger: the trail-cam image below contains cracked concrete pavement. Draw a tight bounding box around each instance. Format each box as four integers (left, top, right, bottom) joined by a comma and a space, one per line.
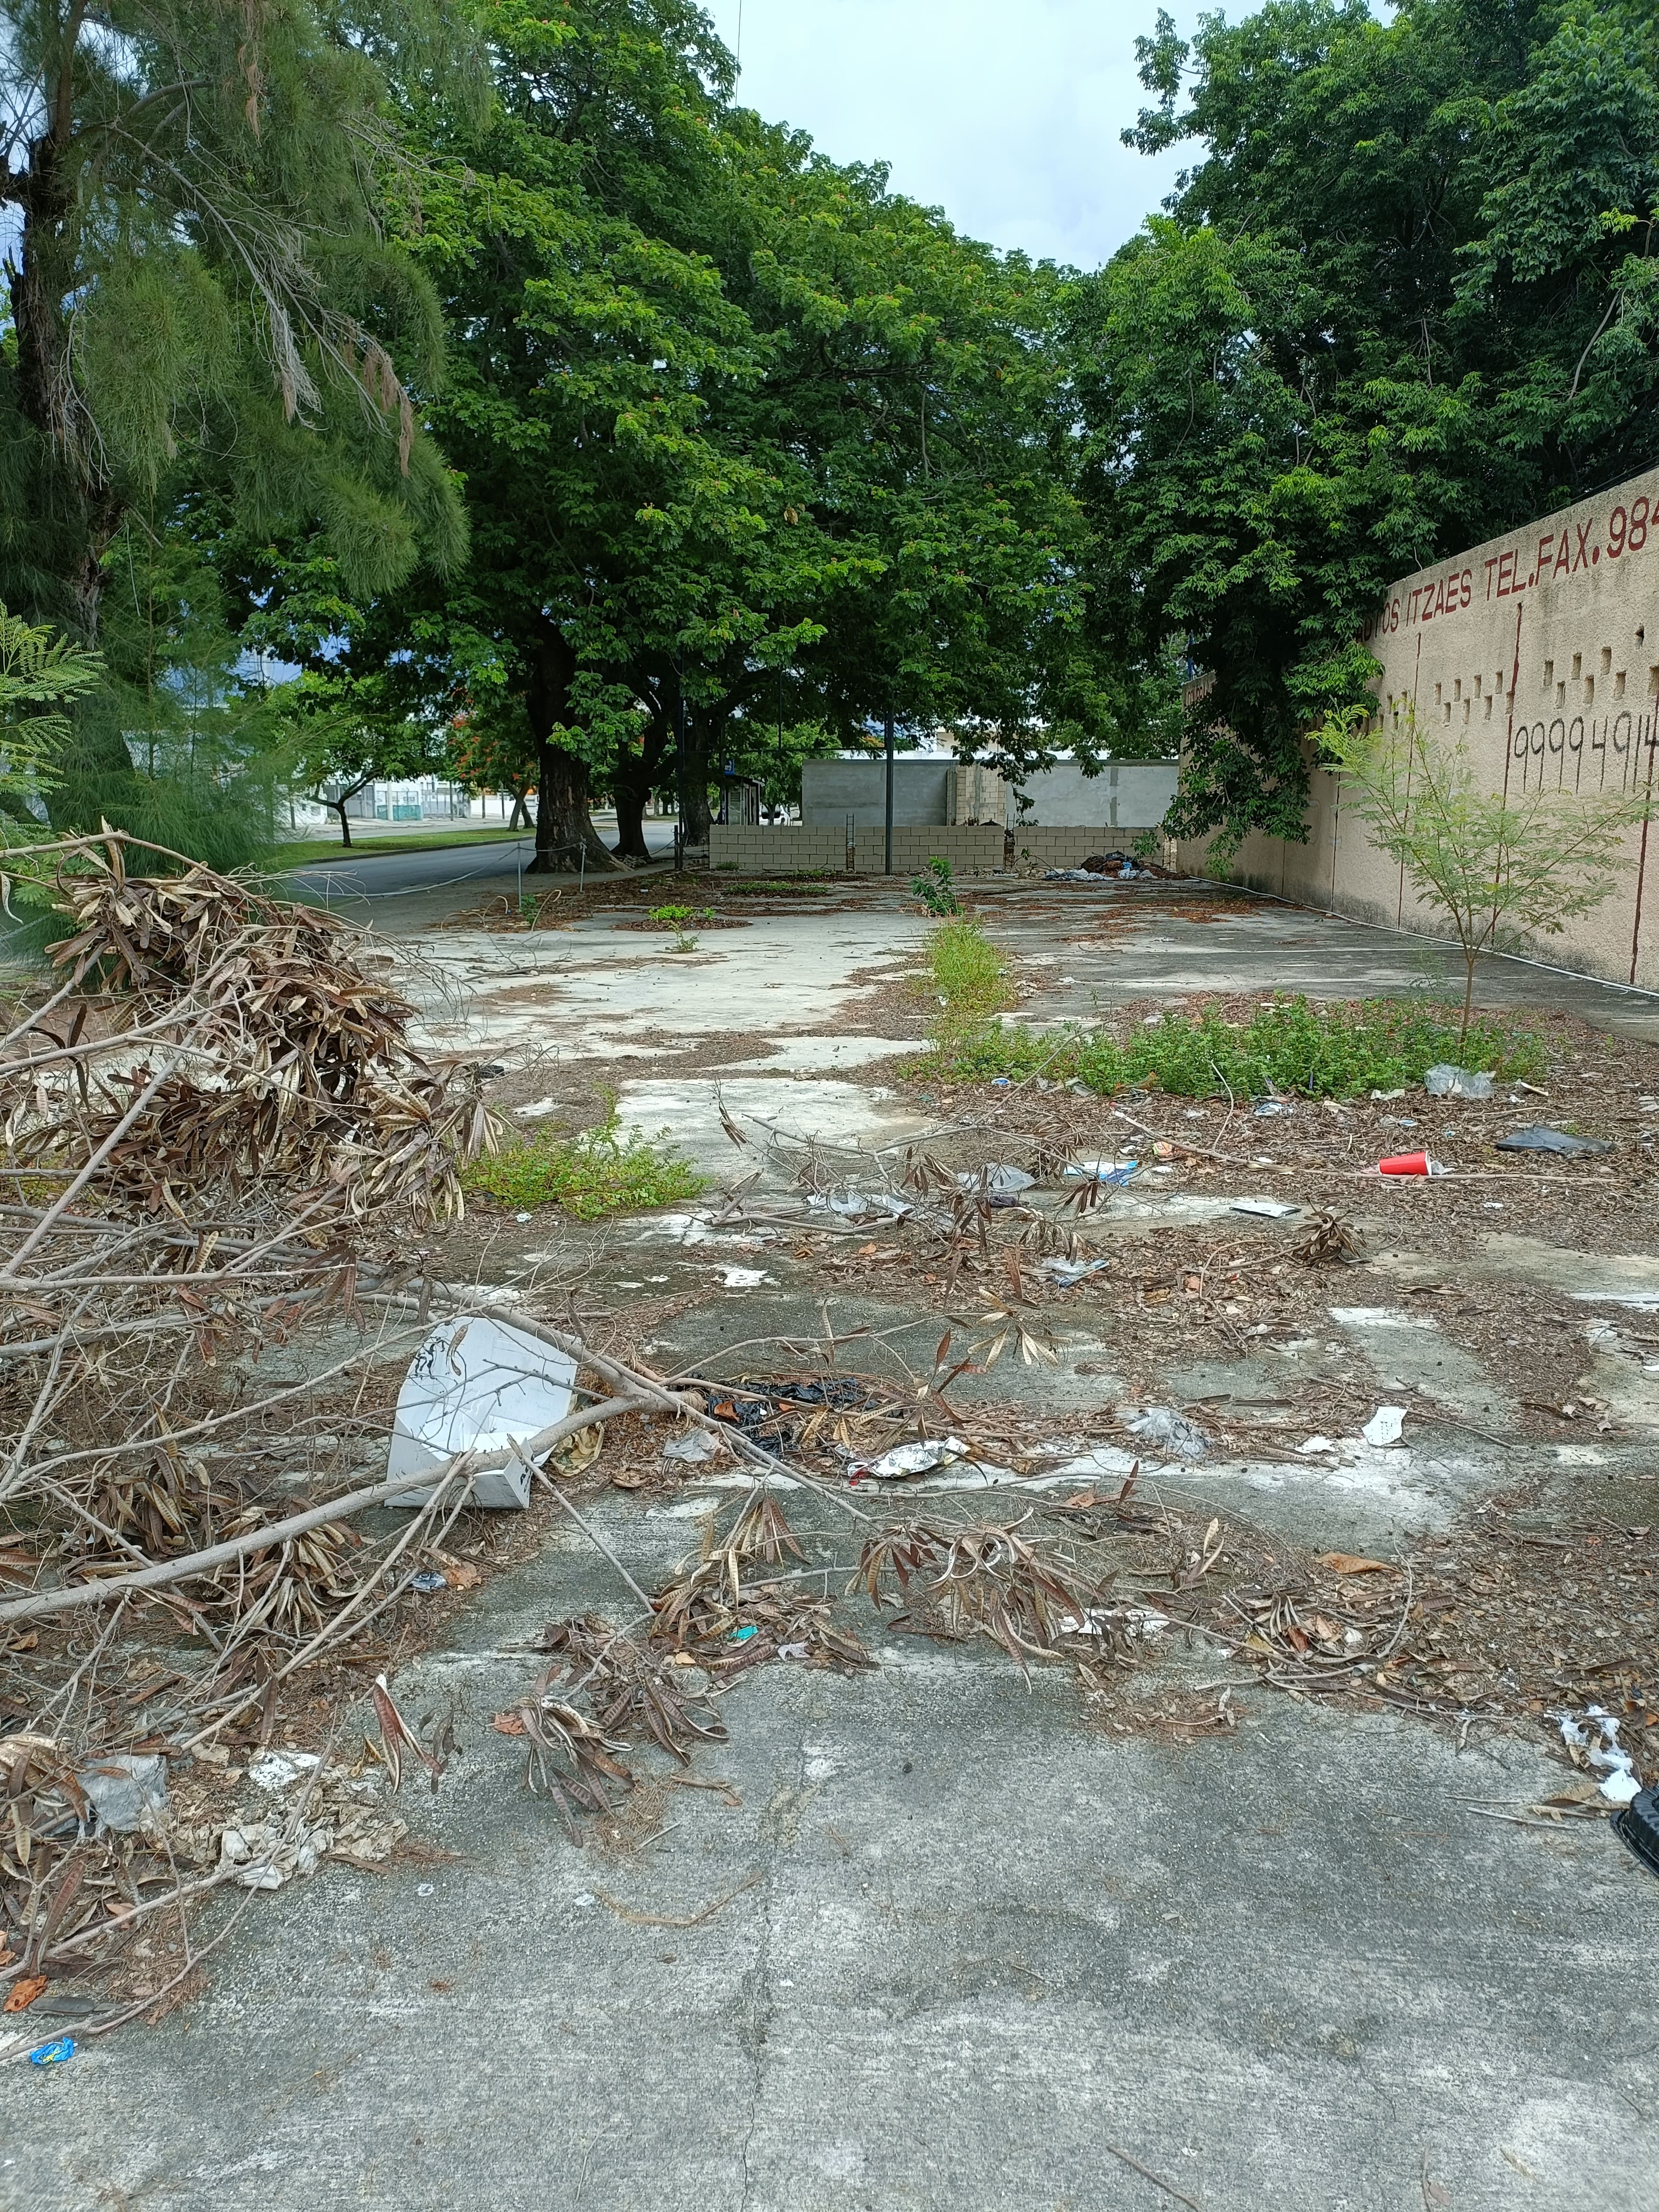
6, 867, 1657, 2212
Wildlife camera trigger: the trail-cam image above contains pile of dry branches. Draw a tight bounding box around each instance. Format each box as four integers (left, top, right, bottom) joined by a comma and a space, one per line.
0, 833, 498, 2031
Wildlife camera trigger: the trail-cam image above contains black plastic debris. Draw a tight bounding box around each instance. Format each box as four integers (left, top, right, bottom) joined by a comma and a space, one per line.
706, 1375, 877, 1448
1615, 1785, 1659, 1879
1493, 1126, 1611, 1157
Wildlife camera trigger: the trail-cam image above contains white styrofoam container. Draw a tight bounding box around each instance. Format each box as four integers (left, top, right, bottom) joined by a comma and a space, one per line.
386, 1315, 577, 1511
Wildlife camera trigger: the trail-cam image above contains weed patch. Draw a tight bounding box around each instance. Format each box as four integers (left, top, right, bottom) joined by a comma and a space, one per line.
924, 918, 1010, 1041
464, 1115, 705, 1220
919, 994, 1545, 1099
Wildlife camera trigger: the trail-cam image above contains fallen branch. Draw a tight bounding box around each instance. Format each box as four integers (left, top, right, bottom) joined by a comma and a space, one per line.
499, 1314, 879, 1526
0, 1394, 645, 1629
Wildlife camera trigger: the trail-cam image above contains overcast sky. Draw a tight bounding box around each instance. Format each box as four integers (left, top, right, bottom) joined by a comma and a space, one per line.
702, 0, 1206, 271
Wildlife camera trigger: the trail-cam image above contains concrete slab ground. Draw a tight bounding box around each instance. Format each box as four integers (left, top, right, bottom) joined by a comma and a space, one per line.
6, 874, 1657, 2211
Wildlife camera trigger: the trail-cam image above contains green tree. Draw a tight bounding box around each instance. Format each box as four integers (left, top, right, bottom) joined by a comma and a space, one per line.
1074, 0, 1659, 854
447, 705, 538, 831
390, 1, 1119, 864
0, 0, 476, 856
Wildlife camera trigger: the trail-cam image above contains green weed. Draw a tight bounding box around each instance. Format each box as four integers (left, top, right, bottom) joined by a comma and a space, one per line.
921, 994, 1545, 1099
463, 1113, 705, 1220
645, 903, 715, 926
911, 855, 961, 916
925, 917, 1011, 1041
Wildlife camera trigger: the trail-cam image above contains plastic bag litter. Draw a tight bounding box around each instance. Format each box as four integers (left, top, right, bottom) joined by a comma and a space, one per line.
848, 1437, 970, 1480
1360, 1405, 1407, 1448
1063, 1158, 1137, 1185
1253, 1099, 1295, 1117
1424, 1063, 1494, 1100
807, 1190, 911, 1219
1038, 1256, 1111, 1286
1298, 1435, 1338, 1455
1060, 1605, 1169, 1639
663, 1430, 724, 1464
1121, 1405, 1210, 1460
1559, 1707, 1644, 1804
721, 1267, 770, 1288
387, 1314, 576, 1511
1495, 1126, 1611, 1157
956, 1164, 1036, 1195
76, 1753, 167, 1834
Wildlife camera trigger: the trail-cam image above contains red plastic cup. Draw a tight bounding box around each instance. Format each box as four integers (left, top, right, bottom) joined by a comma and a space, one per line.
1377, 1151, 1442, 1176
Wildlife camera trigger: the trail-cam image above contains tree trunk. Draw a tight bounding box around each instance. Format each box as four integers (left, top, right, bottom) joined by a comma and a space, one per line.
507, 788, 530, 830
524, 626, 620, 875
612, 713, 672, 861
682, 706, 719, 849
332, 801, 354, 848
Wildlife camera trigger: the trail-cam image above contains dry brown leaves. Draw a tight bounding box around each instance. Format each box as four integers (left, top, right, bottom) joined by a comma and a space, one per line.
854, 1516, 1111, 1675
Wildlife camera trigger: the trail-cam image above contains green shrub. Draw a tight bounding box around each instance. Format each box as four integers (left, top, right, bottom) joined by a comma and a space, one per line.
910, 855, 961, 915
464, 1114, 705, 1220
920, 994, 1545, 1098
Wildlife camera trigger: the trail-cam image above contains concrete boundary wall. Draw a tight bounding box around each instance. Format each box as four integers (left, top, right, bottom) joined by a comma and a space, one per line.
707, 822, 1174, 878
708, 825, 1005, 876
1177, 464, 1659, 991
708, 826, 846, 874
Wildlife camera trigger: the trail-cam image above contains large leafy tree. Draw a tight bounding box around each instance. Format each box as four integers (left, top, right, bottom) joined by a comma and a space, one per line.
1072, 0, 1659, 854
382, 0, 1120, 866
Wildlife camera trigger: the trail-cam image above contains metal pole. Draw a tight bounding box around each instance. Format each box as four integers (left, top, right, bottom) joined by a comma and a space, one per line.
883, 712, 895, 876
674, 659, 687, 873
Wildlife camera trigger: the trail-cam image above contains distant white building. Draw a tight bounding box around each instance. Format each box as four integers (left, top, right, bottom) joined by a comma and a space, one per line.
801, 753, 1178, 831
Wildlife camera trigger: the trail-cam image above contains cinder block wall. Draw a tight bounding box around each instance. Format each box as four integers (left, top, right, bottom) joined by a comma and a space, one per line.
707, 825, 847, 873
852, 826, 1004, 877
707, 823, 1004, 876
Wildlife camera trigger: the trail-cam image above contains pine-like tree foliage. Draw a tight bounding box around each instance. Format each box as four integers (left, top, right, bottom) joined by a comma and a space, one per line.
1, 0, 474, 634
1, 0, 477, 845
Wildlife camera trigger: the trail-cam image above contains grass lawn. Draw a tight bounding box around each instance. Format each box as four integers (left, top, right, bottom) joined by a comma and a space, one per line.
273, 826, 532, 869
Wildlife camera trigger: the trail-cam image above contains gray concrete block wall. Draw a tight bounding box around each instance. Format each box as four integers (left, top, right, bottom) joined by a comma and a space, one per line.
708, 826, 846, 873
705, 824, 1004, 876
852, 826, 1004, 877
1010, 760, 1178, 828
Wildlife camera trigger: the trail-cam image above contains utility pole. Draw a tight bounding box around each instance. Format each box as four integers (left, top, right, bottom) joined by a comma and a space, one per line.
883, 712, 896, 875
